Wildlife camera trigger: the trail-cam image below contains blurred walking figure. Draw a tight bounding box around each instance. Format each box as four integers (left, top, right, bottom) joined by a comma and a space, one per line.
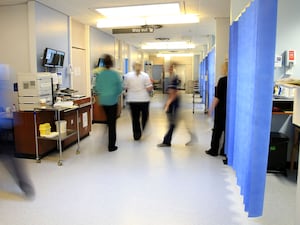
124, 61, 153, 141
95, 55, 123, 152
0, 71, 34, 198
157, 63, 197, 147
206, 61, 228, 157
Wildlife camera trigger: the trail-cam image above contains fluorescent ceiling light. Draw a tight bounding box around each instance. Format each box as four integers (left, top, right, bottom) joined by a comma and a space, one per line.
147, 15, 199, 25
96, 3, 180, 18
97, 18, 145, 28
141, 42, 195, 50
157, 53, 194, 57
97, 15, 199, 28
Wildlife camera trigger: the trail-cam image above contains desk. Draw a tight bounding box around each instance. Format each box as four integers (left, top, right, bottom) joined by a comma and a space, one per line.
13, 97, 92, 161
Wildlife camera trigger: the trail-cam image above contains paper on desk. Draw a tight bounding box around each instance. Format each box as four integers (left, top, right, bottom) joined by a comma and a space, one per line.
54, 101, 74, 108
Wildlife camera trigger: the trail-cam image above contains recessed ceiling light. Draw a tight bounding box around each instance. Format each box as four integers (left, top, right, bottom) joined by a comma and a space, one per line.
157, 53, 194, 57
96, 3, 180, 18
97, 17, 145, 28
146, 15, 199, 25
141, 42, 195, 50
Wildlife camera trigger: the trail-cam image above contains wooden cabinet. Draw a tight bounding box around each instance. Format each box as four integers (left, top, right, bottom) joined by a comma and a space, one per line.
79, 106, 92, 137
92, 95, 122, 123
14, 111, 57, 157
62, 105, 91, 148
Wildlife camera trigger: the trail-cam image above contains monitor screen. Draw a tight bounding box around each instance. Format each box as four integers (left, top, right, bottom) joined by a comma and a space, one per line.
98, 58, 105, 68
42, 48, 56, 67
54, 51, 65, 68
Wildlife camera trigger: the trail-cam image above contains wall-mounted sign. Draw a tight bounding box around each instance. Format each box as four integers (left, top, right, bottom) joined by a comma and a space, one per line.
289, 50, 295, 61
112, 27, 154, 34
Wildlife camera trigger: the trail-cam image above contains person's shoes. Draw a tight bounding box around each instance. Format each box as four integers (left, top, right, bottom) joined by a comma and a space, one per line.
223, 158, 228, 165
19, 181, 35, 199
205, 149, 218, 157
108, 146, 118, 152
186, 133, 198, 146
157, 143, 171, 147
133, 134, 142, 141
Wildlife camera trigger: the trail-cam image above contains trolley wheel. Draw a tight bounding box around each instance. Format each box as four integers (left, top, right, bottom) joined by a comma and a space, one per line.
57, 160, 63, 166
76, 150, 80, 155
36, 159, 41, 163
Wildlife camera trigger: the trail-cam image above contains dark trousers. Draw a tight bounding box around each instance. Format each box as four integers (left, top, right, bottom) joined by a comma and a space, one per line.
129, 102, 150, 140
163, 104, 179, 145
103, 104, 118, 150
0, 139, 31, 189
210, 117, 226, 155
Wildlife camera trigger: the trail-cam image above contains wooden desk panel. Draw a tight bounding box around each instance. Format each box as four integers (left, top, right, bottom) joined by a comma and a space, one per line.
14, 111, 57, 157
92, 95, 122, 123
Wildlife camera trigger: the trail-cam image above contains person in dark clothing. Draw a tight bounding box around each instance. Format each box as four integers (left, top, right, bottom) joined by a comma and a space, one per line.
206, 62, 228, 157
95, 55, 123, 152
0, 76, 34, 198
157, 63, 181, 147
124, 61, 153, 141
0, 142, 35, 198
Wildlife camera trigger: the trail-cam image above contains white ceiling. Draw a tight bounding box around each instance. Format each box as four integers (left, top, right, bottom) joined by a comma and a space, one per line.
0, 0, 230, 54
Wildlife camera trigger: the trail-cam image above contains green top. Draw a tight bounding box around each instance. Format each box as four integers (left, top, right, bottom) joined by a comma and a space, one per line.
95, 69, 123, 106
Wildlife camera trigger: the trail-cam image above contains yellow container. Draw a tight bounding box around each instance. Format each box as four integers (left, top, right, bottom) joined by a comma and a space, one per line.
39, 123, 51, 136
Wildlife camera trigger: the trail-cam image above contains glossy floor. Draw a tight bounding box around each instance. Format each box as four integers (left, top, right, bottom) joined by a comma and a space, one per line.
0, 94, 297, 225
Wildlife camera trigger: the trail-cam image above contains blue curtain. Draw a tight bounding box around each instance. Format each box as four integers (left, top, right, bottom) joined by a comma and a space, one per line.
225, 0, 278, 217
225, 21, 238, 166
200, 61, 206, 100
208, 49, 216, 109
199, 50, 216, 110
124, 58, 129, 73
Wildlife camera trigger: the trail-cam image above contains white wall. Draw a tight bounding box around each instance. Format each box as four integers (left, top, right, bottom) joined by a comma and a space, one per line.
0, 3, 30, 107
230, 0, 251, 23
71, 19, 90, 96
193, 55, 200, 81
128, 45, 140, 71
90, 27, 115, 72
35, 2, 70, 88
215, 17, 230, 82
275, 0, 300, 80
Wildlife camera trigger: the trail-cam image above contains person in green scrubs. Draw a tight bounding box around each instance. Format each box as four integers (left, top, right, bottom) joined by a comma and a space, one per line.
95, 55, 123, 152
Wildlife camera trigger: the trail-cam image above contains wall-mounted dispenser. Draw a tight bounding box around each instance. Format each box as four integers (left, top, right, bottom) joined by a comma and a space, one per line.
275, 55, 283, 68
285, 50, 296, 67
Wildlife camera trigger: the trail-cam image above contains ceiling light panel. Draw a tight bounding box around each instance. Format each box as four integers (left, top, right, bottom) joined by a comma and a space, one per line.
141, 42, 195, 50
157, 53, 194, 57
146, 14, 199, 25
96, 3, 180, 18
97, 15, 200, 28
97, 17, 145, 28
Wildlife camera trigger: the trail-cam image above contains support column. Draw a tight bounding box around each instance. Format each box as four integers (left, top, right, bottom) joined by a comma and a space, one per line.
215, 17, 230, 82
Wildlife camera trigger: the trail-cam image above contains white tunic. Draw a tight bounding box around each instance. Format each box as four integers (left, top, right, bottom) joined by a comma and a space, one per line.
124, 71, 152, 102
